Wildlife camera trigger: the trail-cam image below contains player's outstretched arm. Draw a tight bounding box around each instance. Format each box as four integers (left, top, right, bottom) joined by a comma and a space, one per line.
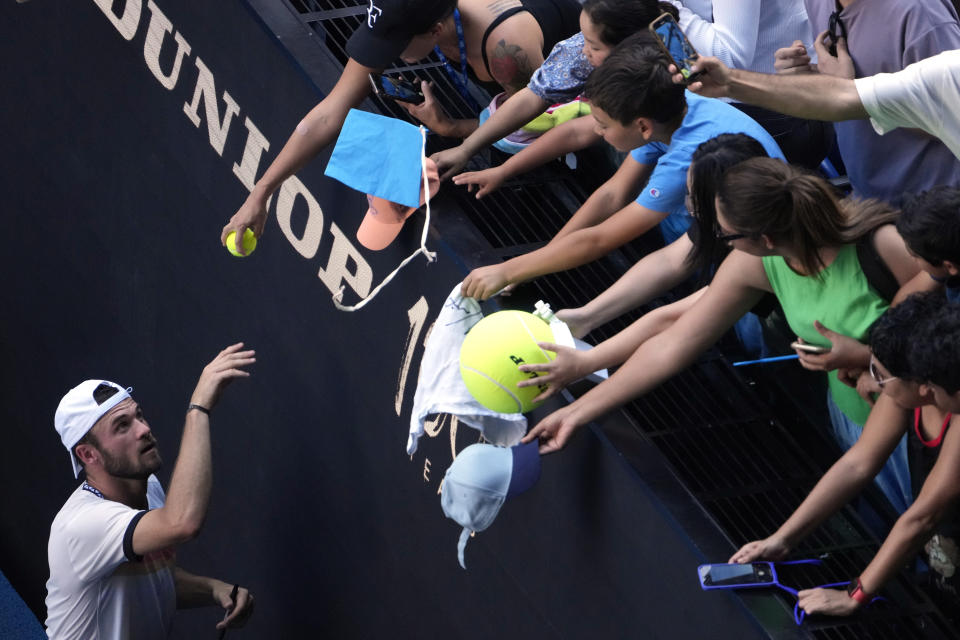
132, 343, 256, 554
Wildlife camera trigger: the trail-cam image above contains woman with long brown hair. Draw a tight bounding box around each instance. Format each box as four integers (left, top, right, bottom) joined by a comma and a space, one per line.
522, 157, 921, 511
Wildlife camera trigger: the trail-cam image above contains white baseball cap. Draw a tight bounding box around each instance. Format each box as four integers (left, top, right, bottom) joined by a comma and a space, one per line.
54, 380, 132, 478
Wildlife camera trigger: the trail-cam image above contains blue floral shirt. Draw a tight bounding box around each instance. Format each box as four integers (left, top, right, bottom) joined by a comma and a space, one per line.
527, 33, 594, 103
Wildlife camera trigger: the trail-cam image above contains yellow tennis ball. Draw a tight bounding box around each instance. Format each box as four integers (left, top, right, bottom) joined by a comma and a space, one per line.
225, 229, 257, 257
460, 310, 556, 413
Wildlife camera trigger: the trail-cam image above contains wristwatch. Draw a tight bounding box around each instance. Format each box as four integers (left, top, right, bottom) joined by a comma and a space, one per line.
847, 577, 872, 604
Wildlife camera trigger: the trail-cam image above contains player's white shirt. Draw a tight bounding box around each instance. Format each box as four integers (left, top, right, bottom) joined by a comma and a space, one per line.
856, 50, 960, 161
45, 475, 176, 640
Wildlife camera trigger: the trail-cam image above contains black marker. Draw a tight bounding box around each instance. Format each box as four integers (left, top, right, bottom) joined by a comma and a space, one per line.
217, 584, 240, 639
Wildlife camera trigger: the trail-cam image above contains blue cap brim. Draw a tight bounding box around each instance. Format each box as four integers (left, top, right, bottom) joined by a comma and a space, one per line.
506, 440, 540, 498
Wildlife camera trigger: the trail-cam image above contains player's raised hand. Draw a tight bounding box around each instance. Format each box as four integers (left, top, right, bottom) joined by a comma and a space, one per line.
190, 343, 256, 411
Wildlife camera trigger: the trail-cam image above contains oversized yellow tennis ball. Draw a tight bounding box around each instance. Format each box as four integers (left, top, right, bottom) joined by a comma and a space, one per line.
225, 229, 257, 257
460, 310, 556, 413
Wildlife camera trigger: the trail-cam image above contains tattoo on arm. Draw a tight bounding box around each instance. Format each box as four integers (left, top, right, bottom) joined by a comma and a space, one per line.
489, 39, 535, 93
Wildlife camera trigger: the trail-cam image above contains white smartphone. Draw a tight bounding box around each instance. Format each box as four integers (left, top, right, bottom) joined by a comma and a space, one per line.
790, 341, 830, 354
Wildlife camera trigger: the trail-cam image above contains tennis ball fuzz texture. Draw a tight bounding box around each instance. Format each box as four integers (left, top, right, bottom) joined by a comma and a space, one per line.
460, 310, 556, 413
226, 229, 257, 257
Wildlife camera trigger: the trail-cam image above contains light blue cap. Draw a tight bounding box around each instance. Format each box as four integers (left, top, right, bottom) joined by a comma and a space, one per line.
440, 441, 540, 568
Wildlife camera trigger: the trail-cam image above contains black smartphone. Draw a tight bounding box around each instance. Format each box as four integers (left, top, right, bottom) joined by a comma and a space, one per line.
368, 74, 425, 105
649, 12, 701, 83
697, 562, 777, 590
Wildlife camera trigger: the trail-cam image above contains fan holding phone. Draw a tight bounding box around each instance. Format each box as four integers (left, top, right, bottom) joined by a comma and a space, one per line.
658, 0, 832, 170
789, 319, 882, 392
649, 13, 701, 82
368, 74, 425, 105
221, 0, 582, 255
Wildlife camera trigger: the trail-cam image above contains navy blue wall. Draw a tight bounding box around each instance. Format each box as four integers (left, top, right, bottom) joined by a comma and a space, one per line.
0, 1, 764, 636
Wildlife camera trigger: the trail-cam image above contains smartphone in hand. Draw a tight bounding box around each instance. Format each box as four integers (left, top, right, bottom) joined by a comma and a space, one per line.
790, 341, 830, 354
368, 74, 425, 105
649, 12, 701, 83
698, 562, 777, 590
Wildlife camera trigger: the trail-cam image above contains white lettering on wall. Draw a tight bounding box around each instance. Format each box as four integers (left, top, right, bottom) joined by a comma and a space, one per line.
92, 0, 378, 307
317, 222, 372, 299
91, 0, 142, 41
232, 118, 271, 193
395, 296, 429, 415
183, 57, 241, 157
143, 1, 191, 91
275, 176, 325, 259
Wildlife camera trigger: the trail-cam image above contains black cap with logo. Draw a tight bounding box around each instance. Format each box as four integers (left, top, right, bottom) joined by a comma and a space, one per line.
346, 0, 458, 68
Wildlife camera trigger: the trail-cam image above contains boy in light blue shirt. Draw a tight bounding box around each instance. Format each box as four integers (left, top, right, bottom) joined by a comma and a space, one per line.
631, 91, 783, 243
460, 32, 784, 301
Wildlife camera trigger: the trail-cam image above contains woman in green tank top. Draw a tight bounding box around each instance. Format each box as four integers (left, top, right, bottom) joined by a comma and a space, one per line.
715, 159, 924, 511
718, 160, 899, 428
525, 158, 922, 511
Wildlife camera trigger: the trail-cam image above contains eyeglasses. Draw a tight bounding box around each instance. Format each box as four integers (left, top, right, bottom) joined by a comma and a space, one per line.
869, 357, 898, 388
715, 227, 746, 243
827, 1, 847, 57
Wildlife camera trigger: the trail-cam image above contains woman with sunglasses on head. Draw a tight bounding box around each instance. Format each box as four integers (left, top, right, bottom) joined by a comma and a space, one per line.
523, 157, 923, 512
520, 133, 773, 395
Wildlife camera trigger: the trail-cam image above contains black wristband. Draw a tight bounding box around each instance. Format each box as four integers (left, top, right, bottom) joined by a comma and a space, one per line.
187, 403, 211, 416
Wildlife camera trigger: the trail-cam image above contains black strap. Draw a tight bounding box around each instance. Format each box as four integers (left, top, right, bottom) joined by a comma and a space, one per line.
480, 7, 527, 78
856, 228, 900, 302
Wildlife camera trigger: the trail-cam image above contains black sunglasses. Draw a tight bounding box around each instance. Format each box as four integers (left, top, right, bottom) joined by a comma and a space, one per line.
827, 1, 847, 57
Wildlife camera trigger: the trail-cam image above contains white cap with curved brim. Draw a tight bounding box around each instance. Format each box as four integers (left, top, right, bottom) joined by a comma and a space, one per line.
55, 380, 132, 478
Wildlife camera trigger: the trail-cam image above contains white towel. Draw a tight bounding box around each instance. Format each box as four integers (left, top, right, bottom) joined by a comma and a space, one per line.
407, 283, 528, 455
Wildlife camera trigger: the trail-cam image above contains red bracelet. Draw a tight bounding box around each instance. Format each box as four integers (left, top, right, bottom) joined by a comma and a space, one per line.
847, 578, 872, 604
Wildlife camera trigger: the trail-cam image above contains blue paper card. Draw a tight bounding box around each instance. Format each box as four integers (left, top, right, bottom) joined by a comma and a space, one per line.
324, 109, 424, 208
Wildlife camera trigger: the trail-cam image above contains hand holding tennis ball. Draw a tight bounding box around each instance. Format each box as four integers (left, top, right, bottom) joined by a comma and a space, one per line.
460, 311, 557, 413
222, 192, 267, 256
225, 228, 257, 257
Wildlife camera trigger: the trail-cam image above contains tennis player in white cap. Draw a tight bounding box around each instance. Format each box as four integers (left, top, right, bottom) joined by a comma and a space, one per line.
44, 343, 256, 640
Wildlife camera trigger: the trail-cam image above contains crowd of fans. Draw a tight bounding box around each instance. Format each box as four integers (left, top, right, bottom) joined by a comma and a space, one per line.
504, 1, 960, 619
234, 0, 960, 626
42, 0, 960, 636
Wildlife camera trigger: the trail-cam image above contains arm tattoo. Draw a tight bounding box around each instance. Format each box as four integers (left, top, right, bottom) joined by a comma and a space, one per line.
489, 39, 535, 92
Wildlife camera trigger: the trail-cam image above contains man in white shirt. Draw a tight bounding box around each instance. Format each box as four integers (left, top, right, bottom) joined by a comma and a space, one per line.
45, 343, 256, 640
678, 46, 960, 161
